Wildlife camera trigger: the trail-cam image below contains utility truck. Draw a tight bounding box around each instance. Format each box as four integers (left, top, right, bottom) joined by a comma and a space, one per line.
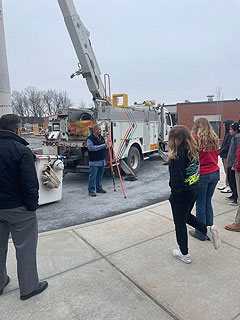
42, 0, 173, 174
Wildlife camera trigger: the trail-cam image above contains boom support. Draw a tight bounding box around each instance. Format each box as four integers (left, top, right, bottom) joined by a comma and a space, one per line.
57, 0, 105, 104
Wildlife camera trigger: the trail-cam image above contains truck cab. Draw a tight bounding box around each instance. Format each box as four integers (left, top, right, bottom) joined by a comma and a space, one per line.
158, 106, 173, 151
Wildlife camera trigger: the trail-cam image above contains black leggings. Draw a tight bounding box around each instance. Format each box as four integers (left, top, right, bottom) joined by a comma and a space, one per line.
169, 189, 207, 255
227, 167, 238, 201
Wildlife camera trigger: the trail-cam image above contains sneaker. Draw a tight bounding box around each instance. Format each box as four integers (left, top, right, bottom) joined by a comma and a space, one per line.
220, 186, 232, 193
20, 281, 48, 301
224, 223, 240, 232
0, 276, 10, 295
189, 229, 207, 241
172, 248, 192, 264
230, 200, 238, 206
206, 225, 221, 250
96, 189, 107, 193
217, 185, 227, 190
89, 192, 96, 197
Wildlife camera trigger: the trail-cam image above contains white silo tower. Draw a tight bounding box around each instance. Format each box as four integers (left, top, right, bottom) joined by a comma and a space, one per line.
0, 0, 12, 116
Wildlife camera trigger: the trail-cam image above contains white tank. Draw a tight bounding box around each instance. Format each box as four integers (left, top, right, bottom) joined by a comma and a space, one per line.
0, 0, 12, 116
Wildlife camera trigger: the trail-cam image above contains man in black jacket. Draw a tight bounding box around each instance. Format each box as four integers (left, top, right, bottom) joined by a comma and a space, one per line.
0, 114, 48, 300
218, 119, 233, 193
87, 124, 107, 196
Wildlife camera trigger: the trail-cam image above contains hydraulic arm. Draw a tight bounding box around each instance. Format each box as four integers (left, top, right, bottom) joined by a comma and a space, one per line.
57, 0, 106, 104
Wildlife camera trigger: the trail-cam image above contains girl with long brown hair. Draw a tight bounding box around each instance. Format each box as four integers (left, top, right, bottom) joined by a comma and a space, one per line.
168, 125, 221, 264
190, 118, 220, 241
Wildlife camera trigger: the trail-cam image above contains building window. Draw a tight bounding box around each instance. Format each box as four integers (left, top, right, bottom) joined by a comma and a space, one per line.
210, 121, 221, 138
166, 113, 172, 126
194, 115, 221, 138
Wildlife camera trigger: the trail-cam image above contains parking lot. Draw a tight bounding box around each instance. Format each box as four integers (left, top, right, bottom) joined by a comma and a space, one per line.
25, 135, 170, 232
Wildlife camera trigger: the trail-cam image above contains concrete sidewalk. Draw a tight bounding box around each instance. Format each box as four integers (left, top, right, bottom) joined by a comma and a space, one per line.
2, 175, 240, 320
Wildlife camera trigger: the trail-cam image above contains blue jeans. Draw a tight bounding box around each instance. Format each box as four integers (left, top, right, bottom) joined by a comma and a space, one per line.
195, 170, 220, 239
88, 166, 105, 192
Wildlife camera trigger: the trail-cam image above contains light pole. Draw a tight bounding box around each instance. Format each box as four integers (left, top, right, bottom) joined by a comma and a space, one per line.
0, 0, 12, 116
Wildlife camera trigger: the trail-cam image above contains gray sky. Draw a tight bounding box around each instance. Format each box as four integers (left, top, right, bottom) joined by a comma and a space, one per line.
3, 0, 240, 107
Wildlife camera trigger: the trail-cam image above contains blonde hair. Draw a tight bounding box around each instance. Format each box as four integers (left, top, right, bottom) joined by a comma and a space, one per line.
168, 125, 199, 161
191, 118, 219, 151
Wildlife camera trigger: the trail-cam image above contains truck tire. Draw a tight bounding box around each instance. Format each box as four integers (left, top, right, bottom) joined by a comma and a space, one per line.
127, 146, 141, 173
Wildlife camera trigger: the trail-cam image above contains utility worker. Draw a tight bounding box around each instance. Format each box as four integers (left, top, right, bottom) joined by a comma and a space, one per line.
0, 114, 48, 300
87, 124, 107, 196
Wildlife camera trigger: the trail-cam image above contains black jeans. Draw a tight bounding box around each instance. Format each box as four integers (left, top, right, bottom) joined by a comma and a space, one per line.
227, 167, 238, 201
169, 189, 207, 255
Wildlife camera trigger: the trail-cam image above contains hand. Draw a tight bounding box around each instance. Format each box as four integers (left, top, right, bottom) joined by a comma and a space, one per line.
106, 141, 111, 148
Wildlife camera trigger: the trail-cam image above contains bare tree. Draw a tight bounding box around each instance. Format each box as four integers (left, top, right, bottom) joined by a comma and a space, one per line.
24, 86, 44, 118
42, 89, 57, 115
78, 99, 87, 109
12, 90, 27, 116
12, 87, 74, 117
53, 91, 73, 109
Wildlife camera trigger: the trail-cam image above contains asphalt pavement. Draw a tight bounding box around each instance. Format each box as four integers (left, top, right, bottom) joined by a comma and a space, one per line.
25, 135, 170, 232
37, 155, 170, 232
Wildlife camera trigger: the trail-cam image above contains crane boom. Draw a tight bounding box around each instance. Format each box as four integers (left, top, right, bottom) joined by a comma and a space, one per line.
57, 0, 105, 103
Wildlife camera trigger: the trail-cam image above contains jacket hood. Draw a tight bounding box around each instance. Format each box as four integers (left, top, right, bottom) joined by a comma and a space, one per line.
234, 133, 240, 140
0, 129, 29, 146
224, 119, 234, 132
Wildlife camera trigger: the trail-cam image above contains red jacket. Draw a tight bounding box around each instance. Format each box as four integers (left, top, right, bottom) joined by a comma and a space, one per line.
199, 149, 219, 175
192, 134, 219, 175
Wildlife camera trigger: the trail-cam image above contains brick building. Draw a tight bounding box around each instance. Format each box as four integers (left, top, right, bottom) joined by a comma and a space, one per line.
166, 99, 240, 141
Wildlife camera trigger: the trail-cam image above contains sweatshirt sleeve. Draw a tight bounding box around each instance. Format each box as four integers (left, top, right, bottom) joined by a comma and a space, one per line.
233, 137, 240, 167
169, 155, 186, 196
19, 148, 39, 211
220, 134, 232, 157
87, 139, 106, 151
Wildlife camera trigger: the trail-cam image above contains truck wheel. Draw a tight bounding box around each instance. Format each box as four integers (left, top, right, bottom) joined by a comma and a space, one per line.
127, 146, 141, 173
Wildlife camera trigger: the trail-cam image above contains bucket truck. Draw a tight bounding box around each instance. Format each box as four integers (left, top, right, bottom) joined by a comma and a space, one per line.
43, 0, 172, 173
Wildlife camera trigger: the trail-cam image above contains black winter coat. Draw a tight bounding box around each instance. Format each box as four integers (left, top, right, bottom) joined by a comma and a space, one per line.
0, 130, 39, 211
220, 119, 233, 159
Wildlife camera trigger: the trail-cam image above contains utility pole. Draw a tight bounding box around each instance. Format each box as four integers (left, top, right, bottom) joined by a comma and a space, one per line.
0, 0, 12, 116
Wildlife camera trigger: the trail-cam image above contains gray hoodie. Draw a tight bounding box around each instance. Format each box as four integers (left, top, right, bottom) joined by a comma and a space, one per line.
227, 133, 240, 168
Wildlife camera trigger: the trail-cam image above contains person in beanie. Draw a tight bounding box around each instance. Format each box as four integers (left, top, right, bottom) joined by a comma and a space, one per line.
218, 120, 233, 193
87, 124, 107, 196
0, 114, 48, 300
225, 122, 240, 205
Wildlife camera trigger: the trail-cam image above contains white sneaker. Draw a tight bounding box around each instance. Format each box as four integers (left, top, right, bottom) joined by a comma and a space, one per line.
220, 186, 232, 193
217, 185, 227, 190
172, 249, 192, 264
206, 225, 221, 250
230, 201, 238, 206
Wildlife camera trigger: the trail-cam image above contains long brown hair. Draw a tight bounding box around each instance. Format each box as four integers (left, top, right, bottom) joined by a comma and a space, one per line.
191, 118, 219, 151
168, 125, 199, 161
